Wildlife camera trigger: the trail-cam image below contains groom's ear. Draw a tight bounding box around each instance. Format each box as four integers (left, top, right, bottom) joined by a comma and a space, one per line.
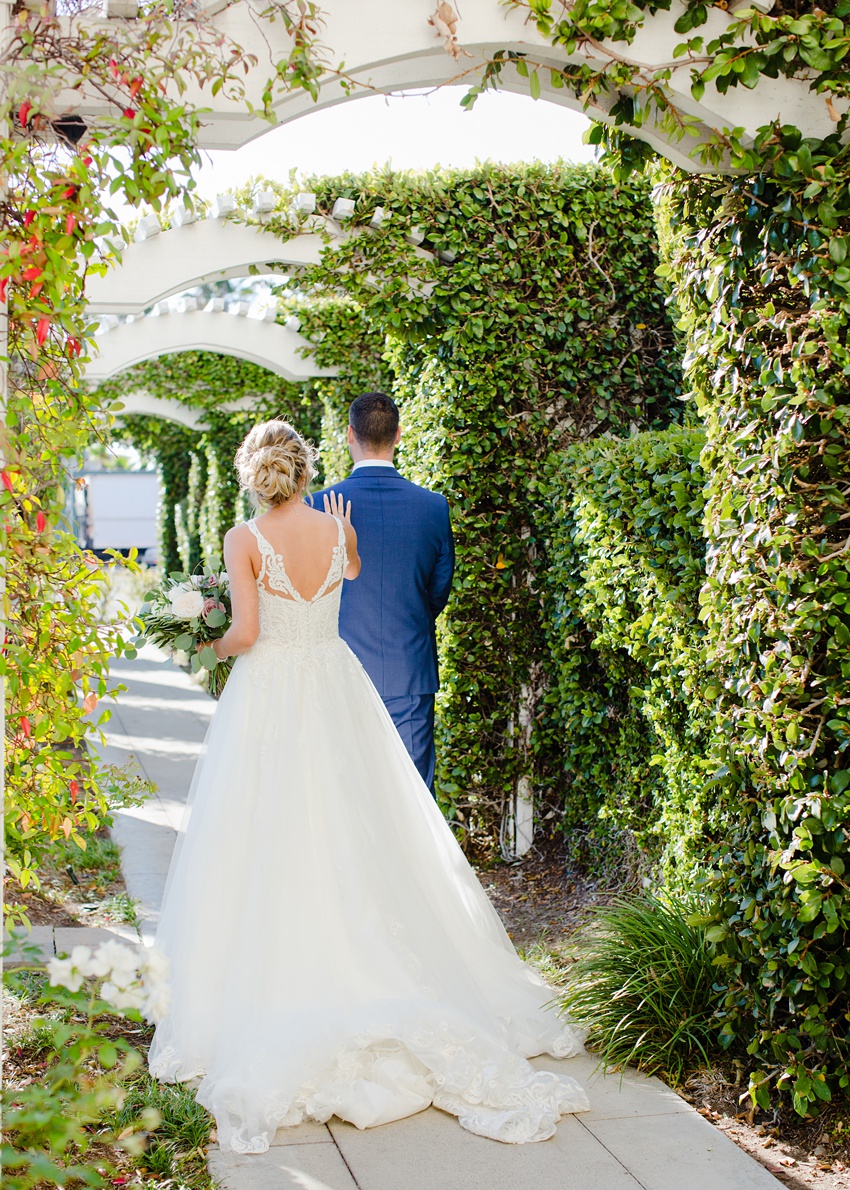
394, 425, 402, 445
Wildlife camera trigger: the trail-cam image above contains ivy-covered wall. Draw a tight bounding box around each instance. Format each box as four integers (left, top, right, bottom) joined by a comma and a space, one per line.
281, 162, 683, 852
544, 426, 711, 883
661, 162, 850, 1115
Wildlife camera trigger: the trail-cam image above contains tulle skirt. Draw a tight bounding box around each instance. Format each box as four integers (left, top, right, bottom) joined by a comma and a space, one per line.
148, 638, 588, 1151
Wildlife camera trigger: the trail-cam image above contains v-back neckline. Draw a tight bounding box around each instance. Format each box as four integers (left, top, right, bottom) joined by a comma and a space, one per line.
248, 517, 345, 605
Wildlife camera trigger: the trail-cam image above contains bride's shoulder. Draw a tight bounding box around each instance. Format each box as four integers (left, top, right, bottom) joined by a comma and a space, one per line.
223, 521, 256, 552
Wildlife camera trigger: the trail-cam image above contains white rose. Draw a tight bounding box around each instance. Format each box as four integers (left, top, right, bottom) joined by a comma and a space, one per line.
69, 944, 94, 974
47, 955, 85, 993
102, 981, 146, 1013
169, 589, 205, 619
93, 940, 142, 988
139, 945, 170, 983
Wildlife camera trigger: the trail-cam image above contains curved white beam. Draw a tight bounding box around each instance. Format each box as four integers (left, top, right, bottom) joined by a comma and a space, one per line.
114, 392, 207, 430
86, 220, 334, 315
85, 311, 338, 382
112, 391, 267, 429
57, 1, 841, 168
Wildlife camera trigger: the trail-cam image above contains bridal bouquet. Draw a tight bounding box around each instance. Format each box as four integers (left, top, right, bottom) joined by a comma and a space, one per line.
139, 565, 233, 697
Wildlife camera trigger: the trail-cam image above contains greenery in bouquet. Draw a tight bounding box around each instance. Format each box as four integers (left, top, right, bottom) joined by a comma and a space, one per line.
139, 564, 233, 698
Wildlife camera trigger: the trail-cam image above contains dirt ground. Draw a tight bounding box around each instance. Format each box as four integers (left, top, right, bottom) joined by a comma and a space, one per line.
5, 828, 137, 931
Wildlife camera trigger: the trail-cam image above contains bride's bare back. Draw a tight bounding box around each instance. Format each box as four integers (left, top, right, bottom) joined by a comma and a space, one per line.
214, 501, 360, 659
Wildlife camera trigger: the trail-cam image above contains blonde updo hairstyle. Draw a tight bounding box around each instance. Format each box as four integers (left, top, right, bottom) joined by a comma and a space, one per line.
235, 419, 318, 509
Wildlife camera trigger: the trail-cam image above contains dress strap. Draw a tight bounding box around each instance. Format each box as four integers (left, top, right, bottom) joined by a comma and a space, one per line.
247, 519, 271, 584
333, 515, 346, 554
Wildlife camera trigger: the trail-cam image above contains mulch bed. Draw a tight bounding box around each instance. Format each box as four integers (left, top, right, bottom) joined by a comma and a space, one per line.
4, 828, 133, 931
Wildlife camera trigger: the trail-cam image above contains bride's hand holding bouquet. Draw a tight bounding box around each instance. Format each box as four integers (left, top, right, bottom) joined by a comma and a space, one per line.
139, 564, 233, 697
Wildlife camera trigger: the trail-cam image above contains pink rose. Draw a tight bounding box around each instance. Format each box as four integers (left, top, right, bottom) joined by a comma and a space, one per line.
202, 598, 225, 624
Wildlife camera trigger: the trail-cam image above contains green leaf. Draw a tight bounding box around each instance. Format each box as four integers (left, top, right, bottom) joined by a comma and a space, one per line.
199, 646, 219, 671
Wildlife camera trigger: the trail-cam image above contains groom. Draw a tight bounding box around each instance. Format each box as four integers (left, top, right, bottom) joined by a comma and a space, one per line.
312, 392, 454, 794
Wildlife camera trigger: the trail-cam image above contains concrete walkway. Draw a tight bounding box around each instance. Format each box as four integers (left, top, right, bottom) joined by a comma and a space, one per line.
101, 647, 781, 1190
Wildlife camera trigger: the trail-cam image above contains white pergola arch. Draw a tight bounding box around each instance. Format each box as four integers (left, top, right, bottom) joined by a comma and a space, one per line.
63, 0, 840, 171
87, 310, 338, 383
85, 219, 340, 316
112, 392, 264, 430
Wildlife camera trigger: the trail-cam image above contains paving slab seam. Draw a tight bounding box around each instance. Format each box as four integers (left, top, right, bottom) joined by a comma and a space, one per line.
576, 1116, 651, 1190
329, 1130, 364, 1190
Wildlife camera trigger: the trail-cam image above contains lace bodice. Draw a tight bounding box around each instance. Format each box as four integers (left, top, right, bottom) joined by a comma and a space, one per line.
246, 517, 347, 652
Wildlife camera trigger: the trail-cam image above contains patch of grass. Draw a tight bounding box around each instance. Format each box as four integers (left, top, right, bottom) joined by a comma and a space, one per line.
56, 831, 124, 883
559, 892, 718, 1085
98, 892, 140, 927
517, 937, 575, 989
108, 1073, 215, 1190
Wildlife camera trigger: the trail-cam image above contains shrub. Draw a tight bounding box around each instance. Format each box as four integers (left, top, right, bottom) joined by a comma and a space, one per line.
561, 893, 718, 1084
544, 426, 713, 881
664, 162, 850, 1115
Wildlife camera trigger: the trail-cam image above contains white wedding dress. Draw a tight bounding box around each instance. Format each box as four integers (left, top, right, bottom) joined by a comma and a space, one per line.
148, 516, 589, 1152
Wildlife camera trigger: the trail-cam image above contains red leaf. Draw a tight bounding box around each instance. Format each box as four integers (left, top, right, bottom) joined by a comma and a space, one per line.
36, 511, 46, 532
123, 108, 135, 120
62, 186, 76, 199
66, 337, 82, 358
0, 278, 8, 302
1, 471, 13, 494
29, 282, 43, 299
65, 213, 76, 235
23, 210, 35, 228
36, 316, 50, 345
82, 155, 93, 167
69, 779, 79, 801
109, 58, 120, 79
18, 101, 32, 127
20, 716, 31, 738
22, 266, 42, 281
129, 77, 143, 99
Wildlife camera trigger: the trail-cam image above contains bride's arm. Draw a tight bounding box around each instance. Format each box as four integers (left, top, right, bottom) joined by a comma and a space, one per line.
213, 527, 260, 660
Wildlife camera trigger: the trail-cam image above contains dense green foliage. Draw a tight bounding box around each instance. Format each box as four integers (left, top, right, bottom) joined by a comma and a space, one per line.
114, 164, 681, 851
280, 162, 683, 852
662, 164, 850, 1116
561, 893, 717, 1084
545, 427, 711, 882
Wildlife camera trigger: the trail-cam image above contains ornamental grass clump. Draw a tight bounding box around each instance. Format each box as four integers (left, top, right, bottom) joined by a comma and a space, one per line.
560, 893, 718, 1084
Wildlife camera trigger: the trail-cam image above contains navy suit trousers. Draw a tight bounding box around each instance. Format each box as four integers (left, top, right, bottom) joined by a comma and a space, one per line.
383, 694, 436, 796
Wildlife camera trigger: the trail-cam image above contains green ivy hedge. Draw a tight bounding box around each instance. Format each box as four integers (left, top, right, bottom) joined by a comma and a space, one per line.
544, 426, 712, 882
661, 163, 850, 1116
270, 161, 683, 854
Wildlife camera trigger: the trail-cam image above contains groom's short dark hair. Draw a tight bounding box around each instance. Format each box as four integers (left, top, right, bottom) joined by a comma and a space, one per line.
349, 392, 399, 450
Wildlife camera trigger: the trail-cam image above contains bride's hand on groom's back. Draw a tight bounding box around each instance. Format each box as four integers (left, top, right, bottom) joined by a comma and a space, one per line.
323, 490, 352, 523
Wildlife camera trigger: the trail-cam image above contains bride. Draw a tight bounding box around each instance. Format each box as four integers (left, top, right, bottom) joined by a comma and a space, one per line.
148, 418, 588, 1153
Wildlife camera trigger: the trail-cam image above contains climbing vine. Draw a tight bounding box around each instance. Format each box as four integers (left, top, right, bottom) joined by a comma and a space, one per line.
0, 0, 342, 905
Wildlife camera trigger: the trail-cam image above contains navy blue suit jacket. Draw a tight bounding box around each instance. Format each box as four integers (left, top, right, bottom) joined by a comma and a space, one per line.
310, 466, 454, 697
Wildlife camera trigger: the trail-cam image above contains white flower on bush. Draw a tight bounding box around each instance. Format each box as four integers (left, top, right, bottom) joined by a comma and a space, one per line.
169, 586, 205, 619
47, 941, 171, 1023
